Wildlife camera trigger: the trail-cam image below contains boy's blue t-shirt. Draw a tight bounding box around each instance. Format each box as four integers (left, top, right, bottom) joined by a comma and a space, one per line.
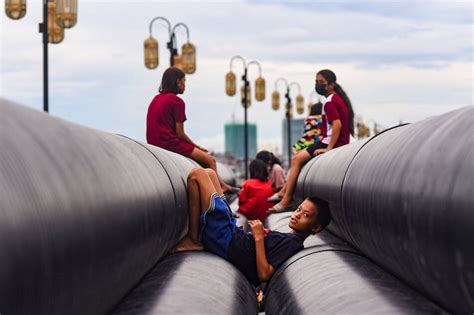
227, 228, 304, 286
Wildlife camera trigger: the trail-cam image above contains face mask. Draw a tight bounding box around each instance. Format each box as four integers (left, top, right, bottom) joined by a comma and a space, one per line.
315, 83, 327, 95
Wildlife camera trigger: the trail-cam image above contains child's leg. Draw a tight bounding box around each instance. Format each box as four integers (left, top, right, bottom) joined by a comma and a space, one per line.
173, 167, 219, 252
189, 148, 232, 192
205, 168, 224, 196
278, 183, 287, 197
279, 150, 312, 206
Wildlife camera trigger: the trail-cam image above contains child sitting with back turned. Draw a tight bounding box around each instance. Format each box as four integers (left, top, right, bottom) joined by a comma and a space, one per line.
238, 159, 275, 221
173, 167, 331, 286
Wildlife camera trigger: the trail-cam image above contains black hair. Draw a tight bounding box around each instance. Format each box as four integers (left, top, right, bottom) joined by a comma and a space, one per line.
310, 102, 323, 115
317, 69, 355, 136
270, 152, 281, 166
159, 67, 185, 94
255, 150, 271, 164
255, 150, 281, 166
249, 159, 269, 181
306, 196, 331, 231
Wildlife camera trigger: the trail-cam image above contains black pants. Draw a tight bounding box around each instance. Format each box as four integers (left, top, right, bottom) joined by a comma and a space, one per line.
306, 141, 328, 156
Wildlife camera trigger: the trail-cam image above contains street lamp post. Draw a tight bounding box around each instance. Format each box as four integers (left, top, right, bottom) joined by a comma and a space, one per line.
6, 0, 77, 113
225, 56, 265, 179
144, 17, 196, 74
272, 79, 304, 168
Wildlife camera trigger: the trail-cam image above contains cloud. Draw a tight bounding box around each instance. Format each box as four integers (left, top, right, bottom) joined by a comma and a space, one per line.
1, 0, 472, 150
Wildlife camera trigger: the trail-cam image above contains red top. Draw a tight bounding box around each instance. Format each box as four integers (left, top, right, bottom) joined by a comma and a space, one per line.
322, 92, 350, 148
146, 93, 195, 157
238, 179, 274, 221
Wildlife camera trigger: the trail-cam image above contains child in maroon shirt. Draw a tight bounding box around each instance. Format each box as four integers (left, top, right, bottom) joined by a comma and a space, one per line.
147, 92, 195, 157
269, 69, 355, 213
146, 67, 232, 193
238, 160, 275, 221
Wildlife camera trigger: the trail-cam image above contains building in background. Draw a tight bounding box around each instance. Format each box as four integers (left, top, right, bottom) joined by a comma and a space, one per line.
282, 118, 305, 159
225, 122, 257, 158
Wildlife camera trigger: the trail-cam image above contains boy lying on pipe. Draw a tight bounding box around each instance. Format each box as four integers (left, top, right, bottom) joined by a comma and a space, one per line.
172, 167, 331, 286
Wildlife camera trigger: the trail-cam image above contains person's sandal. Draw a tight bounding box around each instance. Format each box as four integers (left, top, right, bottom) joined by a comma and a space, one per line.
267, 193, 283, 203
268, 202, 295, 213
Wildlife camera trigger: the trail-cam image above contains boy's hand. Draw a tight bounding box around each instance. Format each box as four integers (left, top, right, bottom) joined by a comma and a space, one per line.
248, 220, 265, 241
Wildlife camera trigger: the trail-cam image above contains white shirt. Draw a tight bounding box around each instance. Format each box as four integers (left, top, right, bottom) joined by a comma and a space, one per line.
321, 93, 334, 145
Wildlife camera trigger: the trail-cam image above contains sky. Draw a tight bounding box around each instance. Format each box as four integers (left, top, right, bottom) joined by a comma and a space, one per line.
1, 0, 473, 154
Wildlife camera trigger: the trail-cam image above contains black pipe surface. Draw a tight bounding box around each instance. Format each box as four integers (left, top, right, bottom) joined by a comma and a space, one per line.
294, 106, 474, 313
264, 213, 447, 314
112, 252, 258, 315
0, 99, 241, 315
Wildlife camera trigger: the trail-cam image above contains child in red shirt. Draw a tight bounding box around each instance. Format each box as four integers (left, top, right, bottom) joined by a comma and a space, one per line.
238, 159, 274, 221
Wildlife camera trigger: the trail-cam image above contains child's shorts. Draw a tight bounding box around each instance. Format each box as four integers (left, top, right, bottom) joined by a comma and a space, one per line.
200, 193, 236, 259
306, 141, 328, 156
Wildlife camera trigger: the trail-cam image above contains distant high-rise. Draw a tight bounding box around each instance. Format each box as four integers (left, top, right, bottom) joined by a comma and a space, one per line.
225, 123, 257, 158
282, 118, 305, 158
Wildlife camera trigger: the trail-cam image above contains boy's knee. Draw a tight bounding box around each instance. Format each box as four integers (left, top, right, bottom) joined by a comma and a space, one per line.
188, 167, 206, 181
205, 168, 217, 177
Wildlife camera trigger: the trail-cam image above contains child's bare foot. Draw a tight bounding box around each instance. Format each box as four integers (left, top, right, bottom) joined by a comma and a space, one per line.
171, 236, 203, 254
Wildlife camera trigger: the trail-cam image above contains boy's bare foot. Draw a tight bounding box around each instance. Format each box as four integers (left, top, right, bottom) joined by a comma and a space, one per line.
171, 236, 203, 254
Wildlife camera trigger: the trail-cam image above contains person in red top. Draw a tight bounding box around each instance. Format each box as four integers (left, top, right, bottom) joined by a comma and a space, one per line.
146, 67, 232, 193
238, 159, 275, 221
269, 69, 355, 213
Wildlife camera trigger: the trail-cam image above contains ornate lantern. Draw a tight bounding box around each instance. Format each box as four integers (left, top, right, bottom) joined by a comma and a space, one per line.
296, 95, 305, 114
144, 36, 158, 69
255, 76, 265, 101
55, 0, 77, 28
182, 42, 196, 74
225, 71, 236, 96
241, 84, 251, 107
271, 91, 280, 110
5, 0, 26, 19
173, 54, 183, 70
48, 1, 64, 44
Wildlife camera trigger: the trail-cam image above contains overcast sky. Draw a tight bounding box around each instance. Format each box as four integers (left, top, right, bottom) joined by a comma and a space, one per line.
1, 0, 472, 153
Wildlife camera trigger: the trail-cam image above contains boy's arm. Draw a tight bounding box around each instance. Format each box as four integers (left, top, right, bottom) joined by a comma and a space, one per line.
249, 220, 275, 282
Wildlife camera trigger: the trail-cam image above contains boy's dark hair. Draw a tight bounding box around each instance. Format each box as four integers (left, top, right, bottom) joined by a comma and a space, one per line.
159, 67, 185, 94
310, 102, 323, 115
249, 159, 269, 181
307, 196, 331, 230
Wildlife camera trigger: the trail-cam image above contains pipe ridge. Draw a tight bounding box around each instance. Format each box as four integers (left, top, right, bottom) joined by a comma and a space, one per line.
336, 124, 409, 246
266, 248, 364, 298
116, 135, 180, 213
109, 135, 186, 313
441, 139, 474, 308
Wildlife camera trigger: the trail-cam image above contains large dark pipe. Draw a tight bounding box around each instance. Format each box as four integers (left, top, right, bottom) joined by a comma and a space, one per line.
264, 213, 446, 314
0, 99, 242, 314
294, 106, 474, 313
112, 252, 258, 314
